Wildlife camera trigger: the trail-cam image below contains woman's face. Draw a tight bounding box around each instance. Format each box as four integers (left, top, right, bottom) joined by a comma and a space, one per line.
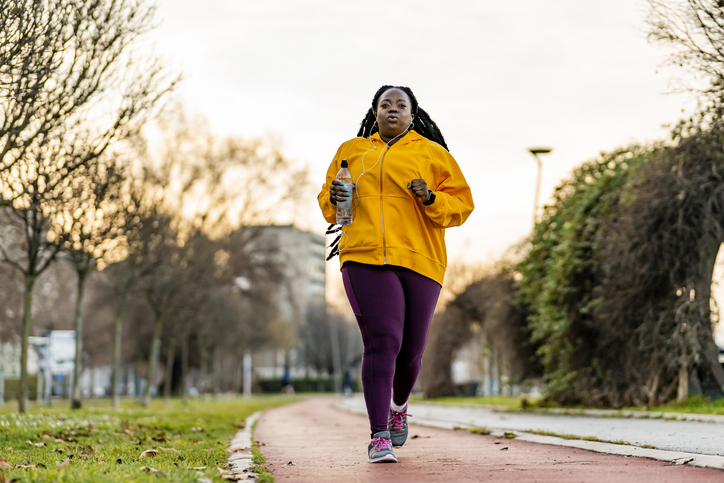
375, 88, 414, 141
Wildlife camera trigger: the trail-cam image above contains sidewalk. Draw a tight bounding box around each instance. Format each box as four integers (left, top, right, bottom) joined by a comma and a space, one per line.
254, 397, 724, 482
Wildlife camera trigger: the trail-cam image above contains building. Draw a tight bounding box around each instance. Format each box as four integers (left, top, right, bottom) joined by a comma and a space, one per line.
245, 225, 326, 381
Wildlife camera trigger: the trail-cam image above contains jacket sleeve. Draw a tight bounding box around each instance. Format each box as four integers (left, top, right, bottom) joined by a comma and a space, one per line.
422, 147, 474, 228
317, 143, 346, 224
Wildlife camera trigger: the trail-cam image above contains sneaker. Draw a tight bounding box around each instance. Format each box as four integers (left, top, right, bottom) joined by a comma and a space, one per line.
367, 431, 397, 463
388, 406, 410, 448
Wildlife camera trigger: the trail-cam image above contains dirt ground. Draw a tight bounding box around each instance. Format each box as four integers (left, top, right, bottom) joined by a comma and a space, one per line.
254, 398, 724, 482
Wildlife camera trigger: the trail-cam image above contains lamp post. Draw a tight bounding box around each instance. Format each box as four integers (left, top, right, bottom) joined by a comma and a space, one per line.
528, 147, 552, 226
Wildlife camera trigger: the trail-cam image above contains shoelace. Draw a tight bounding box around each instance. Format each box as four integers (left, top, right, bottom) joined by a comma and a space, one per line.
388, 409, 411, 430
370, 437, 392, 451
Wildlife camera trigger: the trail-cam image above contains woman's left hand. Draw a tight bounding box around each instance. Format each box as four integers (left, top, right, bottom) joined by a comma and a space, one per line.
409, 179, 430, 202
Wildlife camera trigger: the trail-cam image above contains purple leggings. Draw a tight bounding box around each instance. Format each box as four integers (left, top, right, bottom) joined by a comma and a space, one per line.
342, 262, 441, 436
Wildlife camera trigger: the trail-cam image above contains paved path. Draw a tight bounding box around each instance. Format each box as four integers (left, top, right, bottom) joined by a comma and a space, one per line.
338, 396, 724, 456
254, 398, 724, 482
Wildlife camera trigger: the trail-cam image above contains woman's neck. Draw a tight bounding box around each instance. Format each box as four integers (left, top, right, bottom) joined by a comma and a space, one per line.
379, 128, 409, 146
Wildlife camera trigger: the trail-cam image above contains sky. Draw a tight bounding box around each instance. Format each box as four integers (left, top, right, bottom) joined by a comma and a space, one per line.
142, 0, 710, 306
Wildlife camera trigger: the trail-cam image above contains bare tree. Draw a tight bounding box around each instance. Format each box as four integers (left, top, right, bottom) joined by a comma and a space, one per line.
647, 0, 724, 109
58, 155, 131, 409
0, 0, 176, 412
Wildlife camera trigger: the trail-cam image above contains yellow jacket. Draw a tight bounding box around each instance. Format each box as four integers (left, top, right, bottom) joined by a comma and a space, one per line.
317, 130, 474, 285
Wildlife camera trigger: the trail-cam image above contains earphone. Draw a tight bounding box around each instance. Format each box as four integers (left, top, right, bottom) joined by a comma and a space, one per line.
335, 120, 413, 257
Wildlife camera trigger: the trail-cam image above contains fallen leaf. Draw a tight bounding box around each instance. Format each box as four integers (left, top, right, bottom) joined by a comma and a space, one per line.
192, 466, 207, 470
54, 439, 65, 443
500, 447, 509, 451
190, 427, 205, 432
0, 471, 6, 483
0, 457, 11, 470
675, 457, 695, 465
139, 449, 158, 458
42, 434, 51, 439
198, 478, 213, 483
286, 461, 295, 466
139, 466, 158, 473
14, 464, 38, 469
116, 458, 123, 464
56, 458, 70, 469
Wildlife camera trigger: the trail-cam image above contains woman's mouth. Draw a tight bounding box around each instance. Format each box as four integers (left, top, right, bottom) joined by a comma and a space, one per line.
388, 115, 398, 122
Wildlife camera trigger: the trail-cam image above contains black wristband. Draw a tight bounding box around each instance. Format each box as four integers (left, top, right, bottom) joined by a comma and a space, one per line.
423, 191, 436, 206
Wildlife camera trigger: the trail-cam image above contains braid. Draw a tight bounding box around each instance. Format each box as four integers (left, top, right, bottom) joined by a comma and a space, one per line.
357, 85, 449, 151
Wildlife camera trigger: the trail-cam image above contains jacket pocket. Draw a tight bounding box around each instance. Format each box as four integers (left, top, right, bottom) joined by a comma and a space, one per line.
383, 196, 424, 250
345, 195, 381, 249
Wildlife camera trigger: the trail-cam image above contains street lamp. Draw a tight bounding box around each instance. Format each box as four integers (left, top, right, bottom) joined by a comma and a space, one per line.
528, 147, 552, 226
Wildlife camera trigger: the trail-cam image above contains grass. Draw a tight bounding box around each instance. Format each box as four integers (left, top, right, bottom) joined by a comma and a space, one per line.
621, 395, 724, 415
418, 393, 724, 416
0, 396, 299, 482
525, 429, 631, 445
413, 395, 529, 408
251, 419, 273, 483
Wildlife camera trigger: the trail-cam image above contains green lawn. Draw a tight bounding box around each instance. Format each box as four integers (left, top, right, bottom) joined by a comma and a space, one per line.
413, 395, 530, 408
0, 396, 299, 482
417, 393, 724, 415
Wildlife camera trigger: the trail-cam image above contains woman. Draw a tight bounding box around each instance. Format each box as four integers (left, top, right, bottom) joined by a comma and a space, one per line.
317, 85, 474, 463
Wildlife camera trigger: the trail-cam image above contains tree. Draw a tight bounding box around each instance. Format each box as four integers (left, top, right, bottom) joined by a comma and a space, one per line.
647, 0, 724, 109
0, 0, 176, 412
58, 155, 131, 409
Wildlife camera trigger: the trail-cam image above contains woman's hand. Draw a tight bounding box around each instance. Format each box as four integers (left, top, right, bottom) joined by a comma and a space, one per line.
408, 179, 430, 202
330, 179, 353, 204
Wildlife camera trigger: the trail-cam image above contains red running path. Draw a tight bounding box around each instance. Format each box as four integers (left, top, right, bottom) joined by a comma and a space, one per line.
254, 398, 724, 482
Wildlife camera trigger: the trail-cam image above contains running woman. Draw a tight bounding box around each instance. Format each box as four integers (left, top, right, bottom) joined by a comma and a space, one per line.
318, 85, 474, 463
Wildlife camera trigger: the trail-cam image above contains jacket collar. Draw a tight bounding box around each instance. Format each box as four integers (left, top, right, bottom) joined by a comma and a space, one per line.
370, 129, 423, 146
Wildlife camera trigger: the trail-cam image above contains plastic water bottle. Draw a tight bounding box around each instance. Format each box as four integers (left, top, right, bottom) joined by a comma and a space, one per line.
336, 159, 353, 225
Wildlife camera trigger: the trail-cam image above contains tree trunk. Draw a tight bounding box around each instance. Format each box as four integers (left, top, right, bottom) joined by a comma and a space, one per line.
212, 350, 220, 398
163, 335, 177, 407
143, 315, 164, 407
0, 339, 5, 407
89, 365, 95, 399
677, 356, 688, 403
111, 301, 125, 409
71, 271, 88, 409
181, 325, 190, 405
19, 274, 35, 413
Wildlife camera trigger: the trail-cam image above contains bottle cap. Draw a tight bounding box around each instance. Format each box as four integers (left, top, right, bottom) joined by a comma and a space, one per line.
341, 159, 348, 168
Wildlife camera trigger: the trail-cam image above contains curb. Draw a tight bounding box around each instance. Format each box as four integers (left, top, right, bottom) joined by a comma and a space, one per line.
224, 410, 262, 481
335, 399, 724, 472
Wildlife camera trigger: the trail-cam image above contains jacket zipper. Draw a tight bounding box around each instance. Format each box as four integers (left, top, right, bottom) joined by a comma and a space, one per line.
380, 145, 390, 264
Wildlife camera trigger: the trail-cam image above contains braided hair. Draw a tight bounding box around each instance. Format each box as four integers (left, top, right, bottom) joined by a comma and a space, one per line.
356, 85, 449, 151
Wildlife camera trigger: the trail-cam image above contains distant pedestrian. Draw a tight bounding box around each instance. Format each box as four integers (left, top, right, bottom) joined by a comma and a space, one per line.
317, 85, 474, 463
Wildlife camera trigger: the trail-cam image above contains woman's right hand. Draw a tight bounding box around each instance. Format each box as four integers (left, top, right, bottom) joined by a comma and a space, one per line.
330, 179, 352, 204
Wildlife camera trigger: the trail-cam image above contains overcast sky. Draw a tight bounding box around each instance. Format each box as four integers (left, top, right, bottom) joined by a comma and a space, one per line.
141, 0, 710, 306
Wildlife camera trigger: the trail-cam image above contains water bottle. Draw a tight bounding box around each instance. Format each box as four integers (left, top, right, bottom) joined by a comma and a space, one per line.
336, 159, 354, 225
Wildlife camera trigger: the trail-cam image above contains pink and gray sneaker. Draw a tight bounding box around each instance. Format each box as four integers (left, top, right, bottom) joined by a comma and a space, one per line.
388, 405, 410, 448
367, 431, 397, 463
